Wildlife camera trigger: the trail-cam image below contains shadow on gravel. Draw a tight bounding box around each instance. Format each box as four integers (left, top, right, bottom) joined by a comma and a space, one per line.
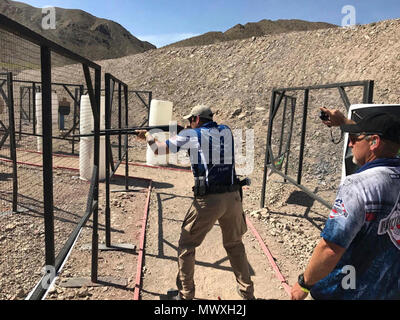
274, 189, 328, 231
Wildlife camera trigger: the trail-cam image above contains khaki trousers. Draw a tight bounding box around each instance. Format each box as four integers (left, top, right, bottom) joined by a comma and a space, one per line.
177, 191, 254, 300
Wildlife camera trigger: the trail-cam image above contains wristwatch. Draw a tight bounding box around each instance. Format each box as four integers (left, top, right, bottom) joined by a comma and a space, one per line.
298, 273, 313, 293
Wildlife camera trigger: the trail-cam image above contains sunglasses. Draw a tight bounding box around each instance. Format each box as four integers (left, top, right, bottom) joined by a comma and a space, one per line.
349, 133, 380, 144
349, 134, 368, 144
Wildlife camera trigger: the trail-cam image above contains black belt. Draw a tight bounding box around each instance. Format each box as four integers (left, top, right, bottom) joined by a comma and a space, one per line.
193, 184, 241, 196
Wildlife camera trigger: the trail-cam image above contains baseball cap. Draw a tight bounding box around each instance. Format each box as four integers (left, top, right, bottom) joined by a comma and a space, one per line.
183, 105, 214, 120
341, 112, 400, 144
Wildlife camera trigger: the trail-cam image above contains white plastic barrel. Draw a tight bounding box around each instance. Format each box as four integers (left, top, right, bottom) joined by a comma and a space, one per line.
146, 100, 173, 166
35, 92, 59, 152
79, 95, 106, 181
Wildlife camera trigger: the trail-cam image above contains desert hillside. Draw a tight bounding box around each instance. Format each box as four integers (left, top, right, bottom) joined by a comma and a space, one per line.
9, 18, 400, 200
165, 19, 336, 48
0, 0, 155, 60
100, 19, 400, 117
98, 19, 400, 197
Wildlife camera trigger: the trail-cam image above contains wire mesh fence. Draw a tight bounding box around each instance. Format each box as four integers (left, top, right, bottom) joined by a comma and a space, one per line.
0, 14, 101, 300
260, 81, 374, 209
0, 72, 14, 215
126, 90, 151, 163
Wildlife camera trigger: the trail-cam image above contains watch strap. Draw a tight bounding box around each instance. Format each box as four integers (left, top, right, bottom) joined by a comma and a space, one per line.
298, 273, 313, 292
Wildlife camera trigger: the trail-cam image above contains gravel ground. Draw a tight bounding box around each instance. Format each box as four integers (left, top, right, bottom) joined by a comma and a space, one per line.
0, 163, 92, 300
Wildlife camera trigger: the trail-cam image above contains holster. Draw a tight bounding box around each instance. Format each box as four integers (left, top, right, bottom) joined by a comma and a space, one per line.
193, 176, 206, 197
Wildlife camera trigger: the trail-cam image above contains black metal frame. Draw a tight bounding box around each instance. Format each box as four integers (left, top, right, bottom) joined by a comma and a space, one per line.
0, 77, 85, 154
130, 90, 152, 127
260, 80, 375, 209
98, 88, 152, 126
0, 72, 18, 213
0, 13, 102, 299
104, 73, 129, 248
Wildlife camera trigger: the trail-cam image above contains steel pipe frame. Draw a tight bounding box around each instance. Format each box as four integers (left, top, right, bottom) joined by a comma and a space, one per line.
104, 73, 129, 248
260, 80, 374, 209
1, 77, 85, 151
0, 73, 18, 213
0, 14, 102, 298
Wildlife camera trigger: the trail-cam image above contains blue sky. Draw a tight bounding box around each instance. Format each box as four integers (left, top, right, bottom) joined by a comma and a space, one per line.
19, 0, 400, 47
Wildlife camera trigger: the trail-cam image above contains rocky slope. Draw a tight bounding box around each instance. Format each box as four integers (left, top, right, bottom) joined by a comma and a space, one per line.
99, 19, 400, 181
0, 0, 155, 60
13, 18, 399, 191
166, 19, 336, 48
8, 18, 400, 244
94, 22, 400, 274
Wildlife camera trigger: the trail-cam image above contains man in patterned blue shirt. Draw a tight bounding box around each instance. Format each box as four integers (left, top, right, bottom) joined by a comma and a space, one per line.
137, 105, 254, 300
291, 109, 400, 300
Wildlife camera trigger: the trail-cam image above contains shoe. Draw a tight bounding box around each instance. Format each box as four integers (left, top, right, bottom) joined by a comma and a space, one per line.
171, 293, 184, 300
167, 288, 179, 299
167, 288, 192, 300
171, 293, 193, 300
236, 286, 256, 300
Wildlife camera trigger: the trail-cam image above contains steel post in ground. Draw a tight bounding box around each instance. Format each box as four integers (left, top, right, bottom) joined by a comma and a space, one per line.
71, 87, 79, 154
363, 80, 374, 104
41, 46, 56, 268
278, 96, 288, 157
18, 86, 23, 141
297, 89, 309, 185
4, 73, 18, 213
83, 63, 100, 283
260, 90, 276, 209
32, 82, 36, 135
147, 92, 152, 126
118, 82, 122, 161
105, 73, 112, 248
124, 84, 129, 191
284, 97, 296, 183
91, 68, 101, 283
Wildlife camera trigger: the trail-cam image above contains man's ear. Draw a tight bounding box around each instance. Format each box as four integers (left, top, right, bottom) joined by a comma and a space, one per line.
370, 135, 380, 148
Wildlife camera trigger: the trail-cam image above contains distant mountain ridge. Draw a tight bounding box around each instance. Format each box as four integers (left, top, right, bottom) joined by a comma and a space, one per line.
165, 19, 337, 48
0, 0, 156, 61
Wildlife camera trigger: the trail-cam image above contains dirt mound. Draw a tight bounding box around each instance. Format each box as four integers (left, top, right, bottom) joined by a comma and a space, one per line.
165, 19, 336, 48
98, 18, 400, 185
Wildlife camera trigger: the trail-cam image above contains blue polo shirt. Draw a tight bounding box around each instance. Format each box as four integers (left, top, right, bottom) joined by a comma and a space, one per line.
166, 122, 236, 187
311, 158, 400, 300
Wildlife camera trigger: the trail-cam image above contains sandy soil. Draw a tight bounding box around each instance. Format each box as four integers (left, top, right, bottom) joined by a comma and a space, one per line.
1, 147, 332, 301
44, 159, 331, 301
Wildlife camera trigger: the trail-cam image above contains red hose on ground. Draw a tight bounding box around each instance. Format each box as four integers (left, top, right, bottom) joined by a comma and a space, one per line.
246, 217, 292, 297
